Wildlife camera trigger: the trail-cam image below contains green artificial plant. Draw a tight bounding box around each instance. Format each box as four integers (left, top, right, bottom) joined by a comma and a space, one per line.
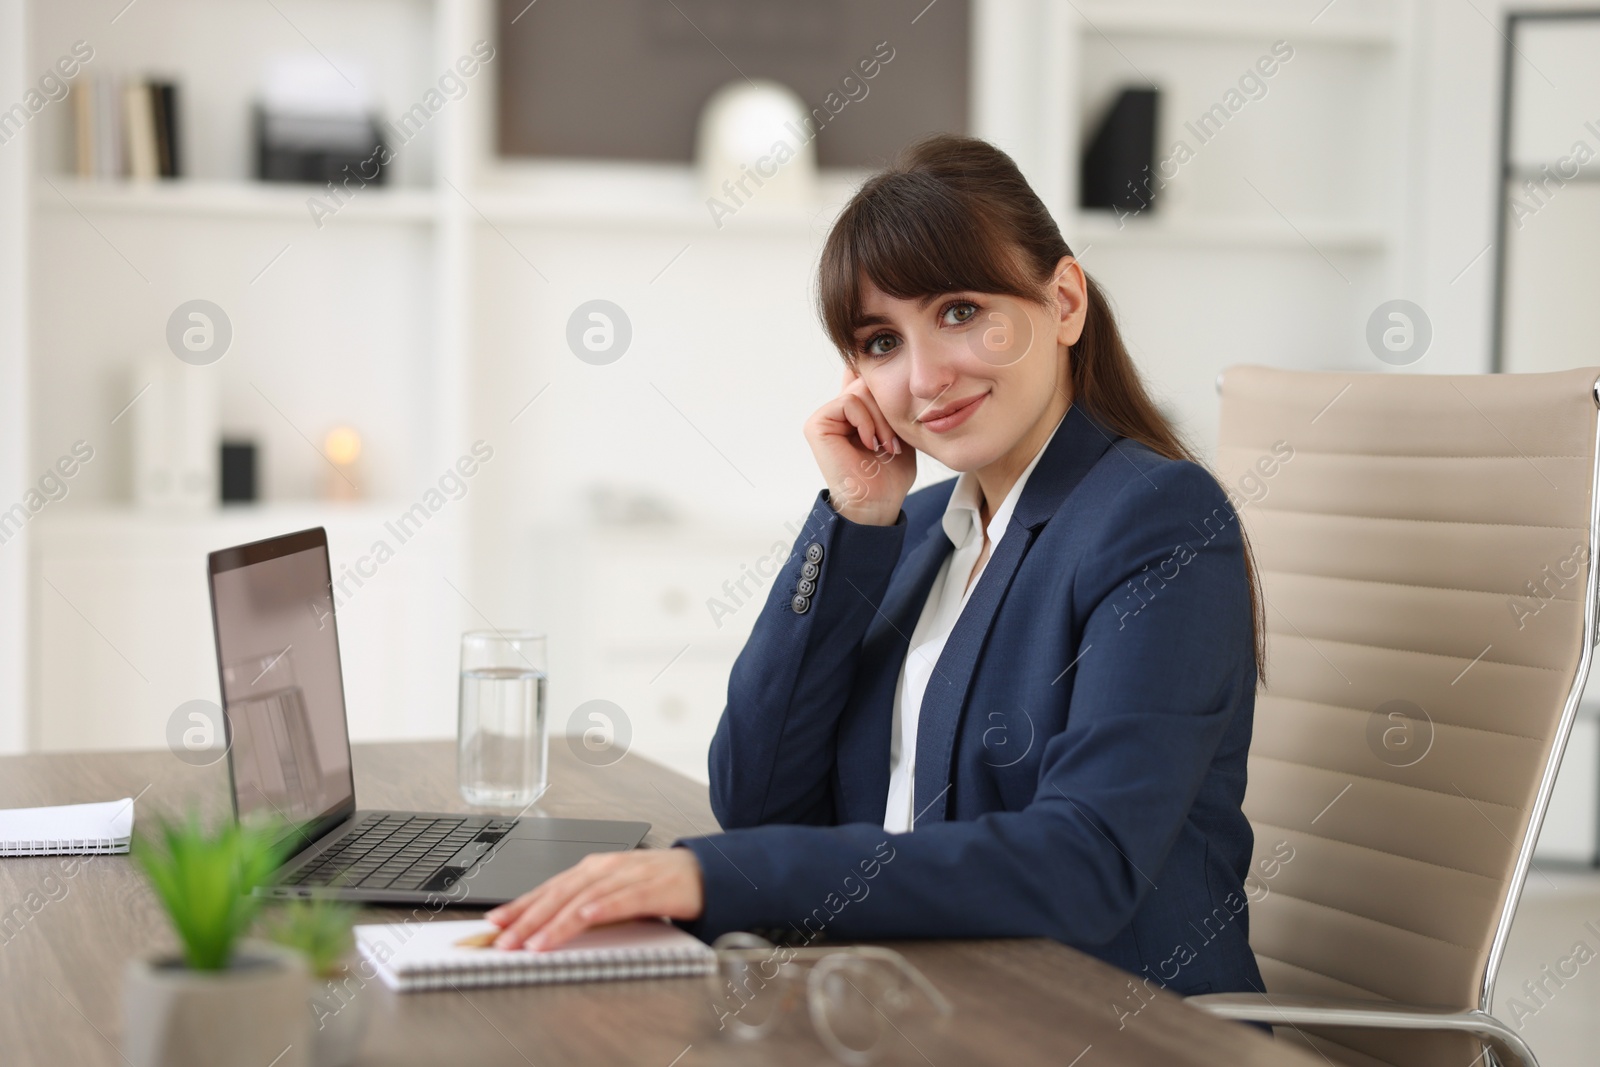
263, 896, 358, 979
133, 813, 292, 971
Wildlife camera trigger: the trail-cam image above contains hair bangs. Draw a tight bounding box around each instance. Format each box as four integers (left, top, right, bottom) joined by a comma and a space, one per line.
819, 176, 1048, 361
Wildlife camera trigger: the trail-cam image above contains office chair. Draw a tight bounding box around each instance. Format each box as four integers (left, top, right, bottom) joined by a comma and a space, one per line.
1190, 365, 1600, 1067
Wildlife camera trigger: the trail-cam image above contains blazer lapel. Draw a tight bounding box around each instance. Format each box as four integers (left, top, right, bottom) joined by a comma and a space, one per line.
836, 515, 953, 820
911, 403, 1121, 825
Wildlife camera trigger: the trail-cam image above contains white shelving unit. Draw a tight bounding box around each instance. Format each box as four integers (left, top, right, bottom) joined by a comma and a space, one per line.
1069, 213, 1392, 251
10, 0, 1431, 773
21, 0, 481, 753
33, 176, 441, 224
1067, 3, 1402, 45
12, 0, 866, 765
1046, 0, 1420, 455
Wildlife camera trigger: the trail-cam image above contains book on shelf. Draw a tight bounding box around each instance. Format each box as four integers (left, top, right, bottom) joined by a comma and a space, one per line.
70, 74, 182, 180
151, 81, 180, 178
92, 75, 120, 179
123, 82, 157, 180
72, 75, 93, 178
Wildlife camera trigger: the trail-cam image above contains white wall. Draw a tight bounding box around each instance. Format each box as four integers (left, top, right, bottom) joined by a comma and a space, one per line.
1, 0, 30, 753
1500, 16, 1600, 373
1406, 0, 1507, 376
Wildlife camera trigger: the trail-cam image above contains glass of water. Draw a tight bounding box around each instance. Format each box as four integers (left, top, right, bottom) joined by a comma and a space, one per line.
458, 631, 548, 807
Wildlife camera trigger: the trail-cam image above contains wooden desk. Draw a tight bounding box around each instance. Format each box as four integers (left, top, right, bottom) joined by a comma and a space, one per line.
0, 742, 1316, 1067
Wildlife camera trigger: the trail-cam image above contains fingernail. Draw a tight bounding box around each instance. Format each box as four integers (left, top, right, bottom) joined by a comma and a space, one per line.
580, 904, 597, 919
527, 932, 547, 952
868, 433, 878, 451
493, 934, 517, 950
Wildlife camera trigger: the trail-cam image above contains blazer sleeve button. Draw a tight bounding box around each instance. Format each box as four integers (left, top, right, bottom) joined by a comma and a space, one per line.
791, 593, 811, 614
801, 561, 820, 581
805, 542, 824, 565
796, 578, 815, 596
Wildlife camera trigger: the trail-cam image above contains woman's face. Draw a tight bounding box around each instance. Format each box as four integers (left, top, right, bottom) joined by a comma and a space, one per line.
848, 255, 1088, 473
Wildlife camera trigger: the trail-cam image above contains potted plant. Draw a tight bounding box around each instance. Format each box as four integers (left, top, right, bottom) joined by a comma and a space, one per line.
124, 814, 310, 1067
265, 897, 370, 1067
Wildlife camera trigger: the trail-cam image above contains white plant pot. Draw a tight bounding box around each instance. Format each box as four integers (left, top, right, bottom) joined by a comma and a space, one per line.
308, 962, 372, 1067
123, 939, 311, 1067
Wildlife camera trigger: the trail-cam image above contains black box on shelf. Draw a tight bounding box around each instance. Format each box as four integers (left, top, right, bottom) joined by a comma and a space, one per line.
220, 440, 257, 504
1080, 87, 1160, 215
252, 105, 389, 186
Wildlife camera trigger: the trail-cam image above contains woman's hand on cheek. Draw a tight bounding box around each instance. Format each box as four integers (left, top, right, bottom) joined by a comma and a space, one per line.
804, 364, 918, 526
483, 847, 705, 951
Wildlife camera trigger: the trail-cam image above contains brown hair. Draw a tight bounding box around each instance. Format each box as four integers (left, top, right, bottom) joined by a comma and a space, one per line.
816, 133, 1267, 681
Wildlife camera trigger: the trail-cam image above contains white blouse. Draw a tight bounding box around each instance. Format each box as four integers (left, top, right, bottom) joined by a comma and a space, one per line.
883, 410, 1068, 832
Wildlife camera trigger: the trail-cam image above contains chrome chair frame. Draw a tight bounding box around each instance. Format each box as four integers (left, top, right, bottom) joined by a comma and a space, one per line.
1187, 374, 1600, 1067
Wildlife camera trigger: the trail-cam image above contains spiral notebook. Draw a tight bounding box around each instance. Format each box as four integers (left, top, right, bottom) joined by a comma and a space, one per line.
0, 798, 136, 856
355, 918, 717, 992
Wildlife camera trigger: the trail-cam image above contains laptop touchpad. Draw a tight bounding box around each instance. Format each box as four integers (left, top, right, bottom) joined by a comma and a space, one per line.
479, 839, 629, 887
507, 818, 642, 844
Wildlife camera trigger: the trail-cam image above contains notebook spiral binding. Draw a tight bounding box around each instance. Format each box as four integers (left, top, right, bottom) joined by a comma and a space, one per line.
371, 945, 716, 992
0, 836, 129, 857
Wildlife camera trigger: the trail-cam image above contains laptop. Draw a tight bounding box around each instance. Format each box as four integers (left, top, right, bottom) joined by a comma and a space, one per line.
206, 526, 650, 905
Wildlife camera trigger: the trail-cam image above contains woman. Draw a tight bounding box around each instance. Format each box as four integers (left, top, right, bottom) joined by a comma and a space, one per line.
487, 134, 1267, 999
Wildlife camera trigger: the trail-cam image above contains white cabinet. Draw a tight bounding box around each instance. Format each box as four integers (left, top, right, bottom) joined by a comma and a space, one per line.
31, 505, 462, 751
529, 525, 793, 784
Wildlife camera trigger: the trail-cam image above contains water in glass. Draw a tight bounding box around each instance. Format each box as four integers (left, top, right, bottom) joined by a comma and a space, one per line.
458, 647, 547, 806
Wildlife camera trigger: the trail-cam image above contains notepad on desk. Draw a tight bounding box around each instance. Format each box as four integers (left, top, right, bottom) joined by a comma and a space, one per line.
0, 798, 136, 856
355, 918, 717, 992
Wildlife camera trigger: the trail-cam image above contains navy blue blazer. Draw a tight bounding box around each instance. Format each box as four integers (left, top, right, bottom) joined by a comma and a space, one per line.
673, 402, 1265, 998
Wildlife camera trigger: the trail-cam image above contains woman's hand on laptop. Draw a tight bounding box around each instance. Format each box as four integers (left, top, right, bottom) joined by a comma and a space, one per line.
484, 846, 704, 951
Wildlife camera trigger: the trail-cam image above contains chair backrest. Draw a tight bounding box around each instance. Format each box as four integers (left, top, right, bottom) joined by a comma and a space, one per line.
1214, 365, 1600, 1067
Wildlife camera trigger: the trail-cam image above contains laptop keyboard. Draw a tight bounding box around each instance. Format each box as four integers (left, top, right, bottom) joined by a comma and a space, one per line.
284, 814, 519, 893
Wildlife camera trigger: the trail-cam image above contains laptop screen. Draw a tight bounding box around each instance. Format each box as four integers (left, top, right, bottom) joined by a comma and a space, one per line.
208, 528, 356, 831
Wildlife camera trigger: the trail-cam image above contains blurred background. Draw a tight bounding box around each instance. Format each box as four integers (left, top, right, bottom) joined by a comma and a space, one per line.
1, 0, 1599, 1050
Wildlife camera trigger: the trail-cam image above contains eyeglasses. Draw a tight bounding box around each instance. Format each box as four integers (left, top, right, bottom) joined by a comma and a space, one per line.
706, 932, 954, 1066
